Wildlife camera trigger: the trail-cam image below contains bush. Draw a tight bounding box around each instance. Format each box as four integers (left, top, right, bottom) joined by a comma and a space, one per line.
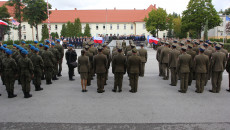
3, 40, 39, 45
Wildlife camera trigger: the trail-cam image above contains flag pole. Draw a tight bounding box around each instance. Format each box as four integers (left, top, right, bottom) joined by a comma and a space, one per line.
12, 21, 14, 44
47, 0, 51, 41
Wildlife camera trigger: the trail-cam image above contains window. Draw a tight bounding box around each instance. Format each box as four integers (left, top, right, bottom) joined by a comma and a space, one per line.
117, 24, 119, 30
23, 25, 26, 31
49, 25, 51, 30
96, 24, 99, 30
103, 24, 105, 30
163, 33, 166, 38
110, 24, 112, 30
124, 24, 126, 30
55, 25, 58, 30
131, 24, 133, 30
24, 34, 26, 40
143, 24, 146, 29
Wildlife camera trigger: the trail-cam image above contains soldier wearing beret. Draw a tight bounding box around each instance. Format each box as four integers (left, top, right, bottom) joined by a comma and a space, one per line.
84, 45, 93, 86
186, 44, 196, 86
55, 39, 64, 77
138, 43, 148, 77
169, 43, 180, 86
65, 44, 77, 81
160, 42, 171, 80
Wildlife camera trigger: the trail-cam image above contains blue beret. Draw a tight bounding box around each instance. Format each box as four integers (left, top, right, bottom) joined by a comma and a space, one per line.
39, 43, 43, 47
21, 41, 26, 44
199, 47, 205, 52
21, 50, 28, 55
19, 47, 25, 52
56, 39, 61, 42
0, 47, 4, 50
16, 45, 21, 49
29, 44, 32, 47
34, 48, 39, 52
69, 44, 73, 47
3, 44, 7, 47
5, 49, 13, 55
46, 40, 50, 43
30, 46, 35, 50
44, 45, 49, 48
51, 42, 55, 46
34, 41, 38, 44
13, 44, 17, 47
4, 48, 9, 52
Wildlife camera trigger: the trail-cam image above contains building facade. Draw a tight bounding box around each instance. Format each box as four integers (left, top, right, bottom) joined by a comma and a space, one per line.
0, 1, 168, 41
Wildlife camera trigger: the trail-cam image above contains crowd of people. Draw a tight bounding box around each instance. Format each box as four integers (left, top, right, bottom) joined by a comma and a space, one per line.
156, 39, 230, 93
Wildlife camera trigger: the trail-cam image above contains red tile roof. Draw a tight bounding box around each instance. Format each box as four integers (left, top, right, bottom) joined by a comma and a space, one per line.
0, 1, 15, 17
43, 4, 156, 23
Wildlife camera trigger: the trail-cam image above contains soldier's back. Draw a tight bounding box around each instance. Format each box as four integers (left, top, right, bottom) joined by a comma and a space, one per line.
211, 51, 226, 72
94, 54, 107, 73
113, 53, 126, 73
194, 54, 209, 73
138, 48, 147, 63
78, 56, 89, 73
128, 55, 141, 74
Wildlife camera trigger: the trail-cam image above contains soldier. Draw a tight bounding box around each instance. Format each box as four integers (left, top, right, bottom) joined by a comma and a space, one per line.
194, 47, 209, 93
203, 43, 212, 85
0, 47, 7, 85
42, 45, 55, 84
168, 43, 180, 86
55, 39, 64, 77
94, 46, 107, 93
219, 43, 228, 59
30, 48, 44, 91
156, 42, 164, 76
207, 42, 215, 53
78, 50, 90, 92
160, 42, 171, 80
112, 47, 126, 92
84, 45, 93, 86
127, 48, 142, 93
2, 49, 17, 98
18, 50, 34, 98
34, 41, 39, 48
138, 43, 148, 77
186, 44, 196, 86
65, 44, 77, 81
193, 42, 200, 55
49, 42, 60, 80
122, 39, 126, 51
209, 44, 226, 93
102, 44, 111, 85
177, 46, 192, 93
125, 40, 133, 56
21, 41, 27, 50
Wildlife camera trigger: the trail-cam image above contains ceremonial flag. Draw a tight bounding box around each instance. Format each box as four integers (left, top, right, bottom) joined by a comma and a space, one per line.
93, 36, 103, 44
12, 19, 20, 26
0, 20, 8, 26
226, 16, 230, 21
148, 36, 159, 45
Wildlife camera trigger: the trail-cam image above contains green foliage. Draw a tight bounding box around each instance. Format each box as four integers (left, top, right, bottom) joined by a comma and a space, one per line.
0, 5, 11, 41
66, 21, 75, 37
182, 0, 222, 39
167, 14, 174, 38
74, 18, 82, 37
55, 32, 59, 38
50, 32, 59, 39
60, 24, 67, 37
173, 17, 184, 38
41, 24, 49, 40
222, 8, 230, 15
144, 8, 167, 37
83, 23, 91, 37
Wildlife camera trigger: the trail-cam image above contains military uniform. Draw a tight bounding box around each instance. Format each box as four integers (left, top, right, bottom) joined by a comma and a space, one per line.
85, 46, 93, 85
112, 49, 126, 92
122, 40, 126, 51
138, 44, 148, 77
55, 41, 64, 76
49, 45, 60, 80
102, 45, 111, 85
186, 46, 196, 85
194, 49, 209, 93
78, 54, 90, 80
65, 47, 77, 80
177, 47, 192, 93
156, 44, 164, 76
160, 43, 171, 80
127, 49, 142, 93
94, 48, 107, 93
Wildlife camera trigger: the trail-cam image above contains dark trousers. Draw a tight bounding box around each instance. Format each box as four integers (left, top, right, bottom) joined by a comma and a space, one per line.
196, 73, 206, 93
114, 72, 124, 91
68, 64, 74, 80
97, 73, 105, 92
44, 67, 53, 83
162, 63, 169, 79
211, 71, 223, 93
170, 67, 177, 86
180, 73, 189, 92
130, 73, 139, 92
58, 60, 63, 74
20, 74, 31, 92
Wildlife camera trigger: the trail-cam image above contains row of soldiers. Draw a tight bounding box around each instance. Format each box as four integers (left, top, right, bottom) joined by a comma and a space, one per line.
0, 40, 64, 98
157, 39, 229, 93
77, 40, 148, 93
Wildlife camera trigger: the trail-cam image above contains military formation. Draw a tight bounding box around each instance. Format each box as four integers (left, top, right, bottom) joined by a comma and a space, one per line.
0, 40, 64, 98
157, 39, 229, 93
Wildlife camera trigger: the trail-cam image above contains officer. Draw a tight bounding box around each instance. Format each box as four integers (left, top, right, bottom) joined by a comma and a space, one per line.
78, 50, 90, 92
219, 43, 228, 59
49, 42, 60, 80
210, 44, 226, 93
18, 49, 34, 98
125, 40, 133, 56
84, 45, 93, 86
203, 43, 212, 85
127, 48, 142, 93
122, 39, 126, 51
194, 46, 209, 93
177, 46, 192, 93
168, 43, 180, 86
160, 42, 171, 80
207, 42, 215, 53
156, 42, 164, 76
94, 46, 107, 93
102, 43, 111, 85
112, 47, 126, 92
138, 43, 148, 77
34, 41, 39, 48
2, 49, 17, 98
42, 45, 55, 84
55, 39, 64, 77
186, 44, 196, 86
65, 44, 77, 81
30, 48, 44, 91
21, 41, 27, 50
193, 42, 200, 55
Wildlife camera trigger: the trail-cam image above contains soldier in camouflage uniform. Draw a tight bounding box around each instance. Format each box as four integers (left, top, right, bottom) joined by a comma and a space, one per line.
55, 39, 64, 77
50, 42, 60, 80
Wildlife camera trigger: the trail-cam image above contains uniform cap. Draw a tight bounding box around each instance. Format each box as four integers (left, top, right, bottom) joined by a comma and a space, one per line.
102, 43, 107, 47
97, 46, 103, 50
3, 44, 7, 47
187, 40, 191, 42
165, 42, 169, 45
219, 42, 224, 46
173, 41, 177, 43
56, 39, 61, 42
44, 45, 49, 49
208, 41, 212, 45
132, 48, 137, 53
203, 43, 208, 47
69, 44, 73, 47
51, 42, 55, 46
39, 43, 44, 47
19, 47, 24, 51
181, 46, 187, 50
180, 42, 185, 45
34, 41, 38, 44
172, 43, 177, 48
140, 43, 145, 46
194, 42, 199, 45
46, 40, 50, 43
34, 48, 39, 52
199, 40, 203, 42
16, 45, 21, 49
199, 46, 205, 51
213, 42, 217, 45
21, 50, 28, 55
5, 49, 13, 55
85, 45, 89, 49
30, 46, 35, 50
0, 46, 4, 50
118, 47, 123, 51
13, 44, 17, 47
188, 44, 193, 48
21, 41, 26, 44
29, 44, 32, 47
215, 44, 221, 49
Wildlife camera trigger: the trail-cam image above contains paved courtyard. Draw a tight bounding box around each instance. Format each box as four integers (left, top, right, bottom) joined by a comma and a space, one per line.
0, 48, 230, 129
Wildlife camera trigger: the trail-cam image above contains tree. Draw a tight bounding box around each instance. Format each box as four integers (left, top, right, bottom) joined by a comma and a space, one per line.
222, 8, 230, 15
173, 17, 183, 38
182, 0, 222, 39
41, 24, 49, 41
55, 32, 59, 38
144, 8, 167, 37
167, 14, 174, 38
60, 24, 67, 37
83, 23, 91, 37
74, 18, 82, 37
0, 5, 10, 41
66, 21, 74, 37
7, 0, 24, 41
22, 0, 51, 41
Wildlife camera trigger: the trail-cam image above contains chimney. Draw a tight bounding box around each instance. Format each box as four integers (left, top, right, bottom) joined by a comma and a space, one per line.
134, 8, 136, 10
154, 4, 156, 8
114, 7, 116, 10
75, 8, 77, 10
55, 8, 57, 10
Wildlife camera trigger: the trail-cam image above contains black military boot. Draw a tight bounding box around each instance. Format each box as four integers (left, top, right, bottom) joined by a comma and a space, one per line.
39, 86, 43, 91
57, 72, 62, 77
35, 86, 40, 91
24, 92, 32, 98
11, 90, 17, 98
7, 91, 13, 98
0, 93, 1, 96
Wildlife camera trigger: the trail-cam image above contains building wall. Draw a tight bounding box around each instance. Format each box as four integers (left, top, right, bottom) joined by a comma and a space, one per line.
4, 22, 167, 41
